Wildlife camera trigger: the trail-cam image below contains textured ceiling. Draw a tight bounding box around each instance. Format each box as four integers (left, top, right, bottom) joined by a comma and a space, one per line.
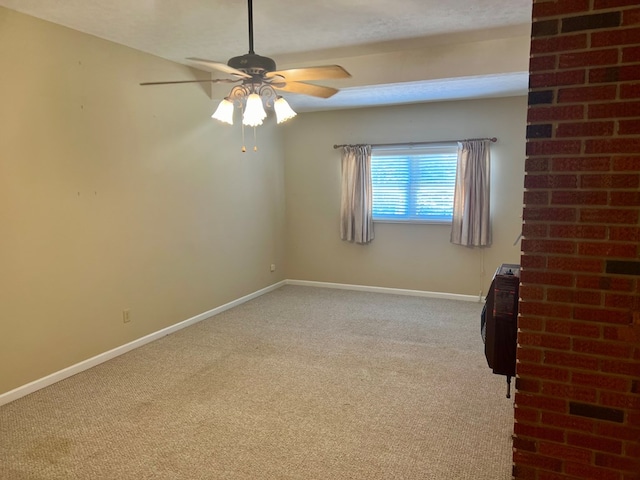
0, 0, 533, 111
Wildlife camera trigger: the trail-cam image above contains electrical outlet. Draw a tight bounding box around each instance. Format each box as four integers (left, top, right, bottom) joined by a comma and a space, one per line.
270, 264, 276, 272
122, 309, 131, 323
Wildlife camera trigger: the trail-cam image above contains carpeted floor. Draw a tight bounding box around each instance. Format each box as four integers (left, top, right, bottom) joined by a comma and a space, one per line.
0, 286, 514, 479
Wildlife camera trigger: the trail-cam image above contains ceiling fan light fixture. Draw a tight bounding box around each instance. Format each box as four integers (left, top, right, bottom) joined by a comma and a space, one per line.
242, 93, 267, 127
274, 96, 297, 124
142, 0, 349, 151
212, 97, 234, 125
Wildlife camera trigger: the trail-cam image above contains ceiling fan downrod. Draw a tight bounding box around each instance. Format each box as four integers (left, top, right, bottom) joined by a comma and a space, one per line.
247, 0, 254, 55
227, 0, 276, 74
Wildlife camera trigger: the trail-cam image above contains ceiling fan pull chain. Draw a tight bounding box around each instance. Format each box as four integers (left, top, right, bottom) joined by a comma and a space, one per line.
254, 126, 258, 152
241, 116, 247, 153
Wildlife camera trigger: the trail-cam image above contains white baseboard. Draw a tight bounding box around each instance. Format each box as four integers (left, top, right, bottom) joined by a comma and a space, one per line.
285, 279, 483, 303
0, 280, 287, 407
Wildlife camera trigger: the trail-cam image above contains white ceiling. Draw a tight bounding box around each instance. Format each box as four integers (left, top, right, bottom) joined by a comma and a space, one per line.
0, 0, 533, 111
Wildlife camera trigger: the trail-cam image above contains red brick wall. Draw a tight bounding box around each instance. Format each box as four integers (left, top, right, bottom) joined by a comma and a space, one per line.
516, 1, 640, 479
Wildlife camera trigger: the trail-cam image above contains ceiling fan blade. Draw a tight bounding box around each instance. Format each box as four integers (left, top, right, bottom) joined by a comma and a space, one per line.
140, 79, 239, 86
186, 57, 251, 78
266, 65, 351, 82
274, 81, 339, 99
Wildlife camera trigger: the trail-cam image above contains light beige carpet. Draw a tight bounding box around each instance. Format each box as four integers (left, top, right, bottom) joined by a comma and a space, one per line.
0, 286, 514, 479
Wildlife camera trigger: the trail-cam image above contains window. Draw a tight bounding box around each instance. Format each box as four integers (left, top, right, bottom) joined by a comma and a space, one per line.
371, 144, 458, 223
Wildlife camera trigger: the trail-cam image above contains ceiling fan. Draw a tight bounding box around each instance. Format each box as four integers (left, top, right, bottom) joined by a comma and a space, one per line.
141, 0, 351, 126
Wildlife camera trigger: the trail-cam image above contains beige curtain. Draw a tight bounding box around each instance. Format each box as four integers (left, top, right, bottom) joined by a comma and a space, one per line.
450, 140, 491, 247
340, 145, 374, 244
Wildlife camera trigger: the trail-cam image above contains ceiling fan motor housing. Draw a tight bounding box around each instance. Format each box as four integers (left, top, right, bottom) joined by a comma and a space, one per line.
228, 53, 276, 74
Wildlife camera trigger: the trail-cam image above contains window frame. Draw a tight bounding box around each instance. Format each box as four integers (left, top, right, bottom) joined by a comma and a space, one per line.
370, 143, 459, 225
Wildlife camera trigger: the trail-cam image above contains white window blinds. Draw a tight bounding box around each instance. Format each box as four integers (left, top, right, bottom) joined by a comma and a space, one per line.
371, 145, 458, 223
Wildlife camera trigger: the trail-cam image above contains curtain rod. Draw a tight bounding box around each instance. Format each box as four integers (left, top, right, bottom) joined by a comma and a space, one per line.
333, 137, 497, 149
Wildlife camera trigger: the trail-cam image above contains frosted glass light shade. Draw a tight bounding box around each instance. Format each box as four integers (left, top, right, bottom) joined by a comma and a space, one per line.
274, 97, 297, 124
211, 98, 234, 125
242, 93, 267, 126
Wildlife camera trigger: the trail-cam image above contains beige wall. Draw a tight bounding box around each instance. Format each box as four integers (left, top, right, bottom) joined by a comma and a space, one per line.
0, 7, 528, 397
283, 96, 528, 296
0, 8, 286, 395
